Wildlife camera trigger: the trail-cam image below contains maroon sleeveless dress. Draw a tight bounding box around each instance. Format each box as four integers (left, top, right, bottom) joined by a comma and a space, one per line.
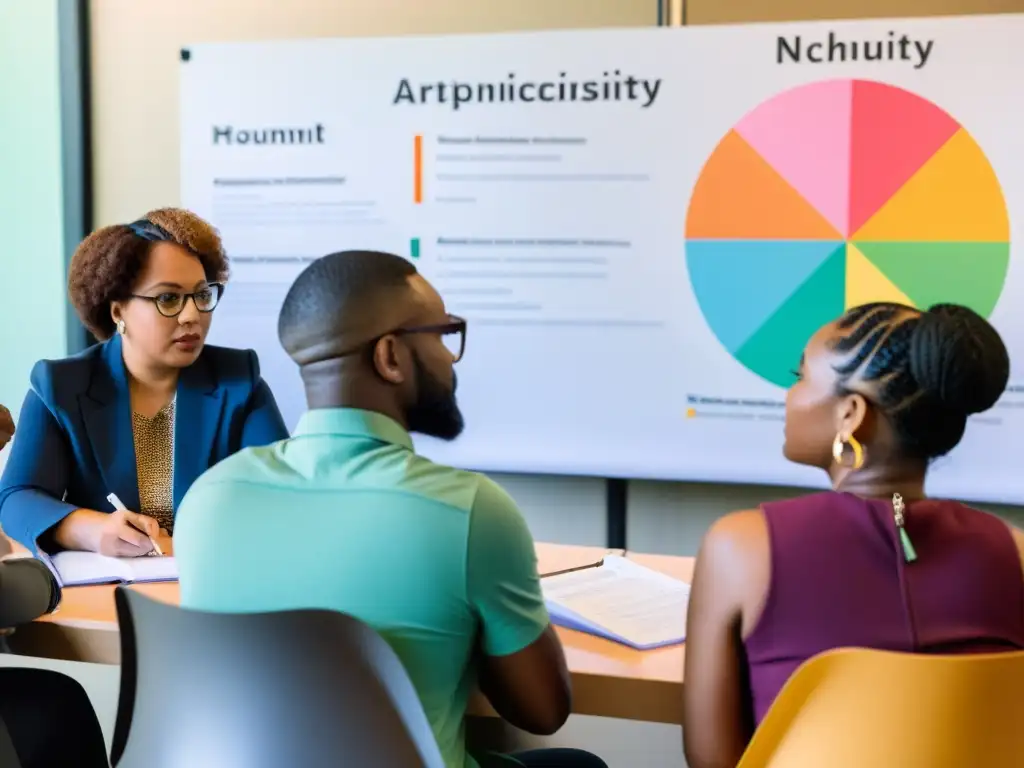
743, 491, 1024, 724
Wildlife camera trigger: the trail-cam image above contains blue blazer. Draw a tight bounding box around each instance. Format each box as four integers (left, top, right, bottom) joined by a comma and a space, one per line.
0, 335, 289, 551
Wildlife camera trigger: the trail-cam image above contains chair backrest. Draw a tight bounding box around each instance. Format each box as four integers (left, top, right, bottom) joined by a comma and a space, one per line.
0, 714, 22, 768
738, 647, 1024, 768
111, 587, 445, 768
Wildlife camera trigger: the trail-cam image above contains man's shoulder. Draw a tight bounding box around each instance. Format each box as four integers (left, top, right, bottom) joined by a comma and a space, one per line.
397, 452, 521, 515
185, 444, 281, 496
182, 443, 523, 523
465, 472, 520, 517
393, 452, 493, 515
410, 460, 526, 537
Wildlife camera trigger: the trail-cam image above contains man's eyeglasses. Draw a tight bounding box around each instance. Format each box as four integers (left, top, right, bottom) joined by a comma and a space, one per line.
131, 283, 225, 318
390, 314, 467, 362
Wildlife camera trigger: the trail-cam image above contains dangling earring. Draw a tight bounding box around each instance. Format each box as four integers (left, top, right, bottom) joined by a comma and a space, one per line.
117, 319, 126, 336
832, 432, 865, 470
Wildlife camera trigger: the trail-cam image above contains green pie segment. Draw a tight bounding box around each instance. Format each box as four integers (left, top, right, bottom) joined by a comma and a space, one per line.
734, 246, 847, 388
700, 239, 1011, 389
854, 241, 1010, 317
686, 240, 844, 355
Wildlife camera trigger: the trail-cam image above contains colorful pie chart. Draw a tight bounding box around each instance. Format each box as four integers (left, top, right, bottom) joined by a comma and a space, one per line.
684, 79, 1010, 388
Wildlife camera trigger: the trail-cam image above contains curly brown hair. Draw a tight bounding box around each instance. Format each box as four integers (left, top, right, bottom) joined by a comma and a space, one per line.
68, 208, 230, 339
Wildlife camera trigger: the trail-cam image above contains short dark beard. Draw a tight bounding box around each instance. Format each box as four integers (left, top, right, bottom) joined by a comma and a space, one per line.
406, 352, 464, 440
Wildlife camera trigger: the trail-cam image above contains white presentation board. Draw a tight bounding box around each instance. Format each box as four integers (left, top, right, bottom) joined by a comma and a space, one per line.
181, 15, 1024, 503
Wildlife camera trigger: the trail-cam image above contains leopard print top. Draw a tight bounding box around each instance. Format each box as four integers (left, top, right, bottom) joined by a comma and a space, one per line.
131, 398, 175, 533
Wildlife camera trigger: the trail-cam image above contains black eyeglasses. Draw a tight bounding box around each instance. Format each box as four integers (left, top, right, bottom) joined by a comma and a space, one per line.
306, 314, 467, 367
131, 283, 225, 318
391, 314, 467, 362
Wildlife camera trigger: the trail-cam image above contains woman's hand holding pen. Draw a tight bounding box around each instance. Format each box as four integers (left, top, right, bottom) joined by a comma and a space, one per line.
96, 509, 162, 557
53, 508, 162, 557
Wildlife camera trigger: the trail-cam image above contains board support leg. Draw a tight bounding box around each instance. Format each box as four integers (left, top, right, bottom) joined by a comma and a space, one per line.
606, 478, 628, 550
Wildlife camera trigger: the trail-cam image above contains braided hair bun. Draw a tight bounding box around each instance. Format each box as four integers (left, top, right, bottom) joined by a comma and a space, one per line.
908, 304, 1009, 416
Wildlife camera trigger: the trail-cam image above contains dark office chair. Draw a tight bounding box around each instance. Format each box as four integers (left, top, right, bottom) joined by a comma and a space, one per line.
111, 587, 445, 768
0, 717, 21, 768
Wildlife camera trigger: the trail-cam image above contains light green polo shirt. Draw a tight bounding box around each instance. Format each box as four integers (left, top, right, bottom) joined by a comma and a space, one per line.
174, 408, 550, 768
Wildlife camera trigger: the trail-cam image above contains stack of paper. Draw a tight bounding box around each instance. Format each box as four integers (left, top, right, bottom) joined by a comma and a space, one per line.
41, 551, 178, 587
541, 555, 689, 650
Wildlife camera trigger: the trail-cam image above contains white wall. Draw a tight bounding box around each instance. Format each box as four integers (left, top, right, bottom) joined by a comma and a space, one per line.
682, 0, 1024, 24
0, 0, 68, 472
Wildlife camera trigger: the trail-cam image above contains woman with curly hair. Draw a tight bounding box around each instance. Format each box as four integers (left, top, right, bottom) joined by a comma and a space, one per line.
0, 209, 288, 556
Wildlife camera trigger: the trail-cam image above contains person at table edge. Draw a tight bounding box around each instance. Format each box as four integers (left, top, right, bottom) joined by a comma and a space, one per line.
683, 302, 1024, 768
174, 250, 608, 768
0, 209, 288, 555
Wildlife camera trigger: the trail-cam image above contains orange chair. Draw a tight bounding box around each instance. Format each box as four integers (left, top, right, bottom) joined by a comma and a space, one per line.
737, 647, 1024, 768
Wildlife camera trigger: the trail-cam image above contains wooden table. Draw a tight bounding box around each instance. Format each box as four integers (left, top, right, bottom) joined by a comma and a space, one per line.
7, 543, 693, 725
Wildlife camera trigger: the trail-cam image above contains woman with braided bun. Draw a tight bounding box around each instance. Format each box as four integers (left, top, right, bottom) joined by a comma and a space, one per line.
682, 302, 1024, 768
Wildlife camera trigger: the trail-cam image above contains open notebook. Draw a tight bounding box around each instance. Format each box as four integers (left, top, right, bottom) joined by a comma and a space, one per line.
40, 551, 178, 587
541, 555, 689, 650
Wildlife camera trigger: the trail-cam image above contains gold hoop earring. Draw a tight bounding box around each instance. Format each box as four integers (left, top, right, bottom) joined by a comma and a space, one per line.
117, 319, 126, 336
832, 433, 865, 470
